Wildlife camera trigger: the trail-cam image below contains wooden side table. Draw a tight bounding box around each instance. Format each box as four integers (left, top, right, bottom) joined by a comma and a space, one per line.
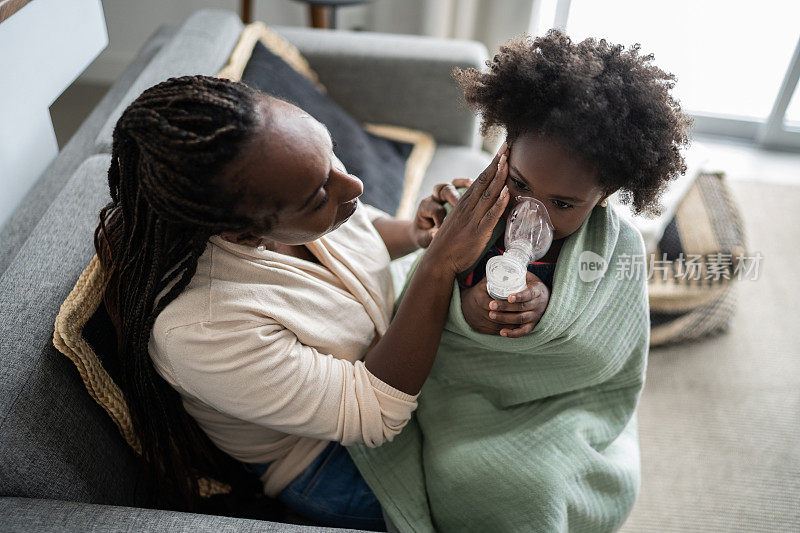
240, 0, 375, 29
0, 0, 33, 23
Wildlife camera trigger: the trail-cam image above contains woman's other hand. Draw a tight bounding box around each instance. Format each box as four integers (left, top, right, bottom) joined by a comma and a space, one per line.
424, 143, 511, 275
409, 178, 474, 248
461, 272, 550, 337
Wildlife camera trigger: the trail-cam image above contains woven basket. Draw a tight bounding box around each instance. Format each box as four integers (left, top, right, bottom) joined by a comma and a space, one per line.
647, 172, 748, 347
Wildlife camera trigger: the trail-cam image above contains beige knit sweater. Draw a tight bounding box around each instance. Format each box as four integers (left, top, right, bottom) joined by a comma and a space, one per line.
148, 201, 420, 497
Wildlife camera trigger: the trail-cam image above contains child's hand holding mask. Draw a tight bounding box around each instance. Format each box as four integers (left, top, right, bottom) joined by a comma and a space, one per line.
460, 271, 549, 338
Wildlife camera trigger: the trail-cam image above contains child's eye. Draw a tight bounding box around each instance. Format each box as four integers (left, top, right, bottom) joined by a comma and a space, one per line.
510, 177, 529, 191
313, 191, 329, 212
553, 199, 573, 209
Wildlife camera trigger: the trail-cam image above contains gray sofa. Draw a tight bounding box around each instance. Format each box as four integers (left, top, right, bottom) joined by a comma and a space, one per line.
0, 9, 492, 532
6, 9, 797, 533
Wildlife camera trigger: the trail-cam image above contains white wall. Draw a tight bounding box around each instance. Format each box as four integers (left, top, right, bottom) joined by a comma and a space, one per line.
0, 0, 107, 230
81, 0, 428, 84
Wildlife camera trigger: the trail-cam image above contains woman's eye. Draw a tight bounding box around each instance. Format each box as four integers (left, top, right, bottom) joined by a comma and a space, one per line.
553, 199, 573, 209
332, 155, 346, 174
510, 177, 529, 191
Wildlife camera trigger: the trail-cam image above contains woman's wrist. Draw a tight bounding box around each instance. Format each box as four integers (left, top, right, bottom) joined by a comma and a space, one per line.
418, 247, 459, 280
405, 219, 422, 249
365, 243, 456, 395
372, 217, 421, 260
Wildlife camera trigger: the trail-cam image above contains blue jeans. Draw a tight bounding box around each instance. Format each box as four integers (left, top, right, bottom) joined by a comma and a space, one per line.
243, 441, 387, 531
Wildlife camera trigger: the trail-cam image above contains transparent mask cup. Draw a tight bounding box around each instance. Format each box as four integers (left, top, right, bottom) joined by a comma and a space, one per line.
485, 196, 554, 300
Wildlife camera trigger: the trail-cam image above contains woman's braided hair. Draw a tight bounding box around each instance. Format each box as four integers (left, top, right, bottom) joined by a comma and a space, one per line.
455, 29, 693, 217
94, 75, 266, 510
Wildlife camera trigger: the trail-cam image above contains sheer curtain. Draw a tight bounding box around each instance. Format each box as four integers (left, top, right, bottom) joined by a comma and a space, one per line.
341, 0, 539, 55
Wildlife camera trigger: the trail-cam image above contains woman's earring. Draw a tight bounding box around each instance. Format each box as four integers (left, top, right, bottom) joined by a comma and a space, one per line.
600, 198, 608, 207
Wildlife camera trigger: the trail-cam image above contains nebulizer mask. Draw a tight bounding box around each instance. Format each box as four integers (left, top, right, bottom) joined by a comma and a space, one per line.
485, 196, 554, 300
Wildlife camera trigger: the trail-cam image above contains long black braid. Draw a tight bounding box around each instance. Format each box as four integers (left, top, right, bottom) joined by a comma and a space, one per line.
94, 75, 268, 511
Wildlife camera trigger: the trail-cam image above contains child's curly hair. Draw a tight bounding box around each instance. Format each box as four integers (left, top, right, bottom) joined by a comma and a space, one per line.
455, 29, 693, 217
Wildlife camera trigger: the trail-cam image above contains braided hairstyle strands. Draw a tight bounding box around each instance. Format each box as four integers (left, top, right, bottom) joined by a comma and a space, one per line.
93, 75, 267, 510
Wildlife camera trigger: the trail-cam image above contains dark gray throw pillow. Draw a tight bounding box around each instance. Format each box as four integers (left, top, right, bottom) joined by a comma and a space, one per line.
240, 40, 413, 215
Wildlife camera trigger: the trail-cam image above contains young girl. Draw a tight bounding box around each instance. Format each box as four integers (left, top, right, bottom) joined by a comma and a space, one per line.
346, 29, 692, 532
454, 29, 692, 337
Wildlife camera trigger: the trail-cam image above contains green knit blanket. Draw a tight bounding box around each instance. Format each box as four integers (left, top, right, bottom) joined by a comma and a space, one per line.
347, 203, 650, 532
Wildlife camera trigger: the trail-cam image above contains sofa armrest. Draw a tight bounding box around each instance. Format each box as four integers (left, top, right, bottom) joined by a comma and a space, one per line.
94, 10, 245, 152
274, 27, 488, 149
0, 497, 355, 532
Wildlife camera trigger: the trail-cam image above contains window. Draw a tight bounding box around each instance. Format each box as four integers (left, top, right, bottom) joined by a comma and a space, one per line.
535, 0, 800, 149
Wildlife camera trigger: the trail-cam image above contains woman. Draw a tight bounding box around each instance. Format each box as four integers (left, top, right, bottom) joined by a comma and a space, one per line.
93, 75, 545, 530
345, 30, 692, 532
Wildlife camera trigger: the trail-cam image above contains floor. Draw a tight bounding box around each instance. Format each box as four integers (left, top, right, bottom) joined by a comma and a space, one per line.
691, 134, 800, 186
620, 179, 800, 532
49, 81, 109, 150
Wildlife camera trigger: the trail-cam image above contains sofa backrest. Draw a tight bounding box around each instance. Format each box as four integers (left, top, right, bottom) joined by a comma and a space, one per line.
0, 7, 487, 508
95, 10, 244, 152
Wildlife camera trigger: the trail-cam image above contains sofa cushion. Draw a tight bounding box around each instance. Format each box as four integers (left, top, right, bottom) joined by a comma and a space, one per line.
52, 254, 231, 499
417, 144, 492, 199
0, 154, 147, 505
0, 497, 348, 532
272, 26, 486, 149
221, 22, 434, 217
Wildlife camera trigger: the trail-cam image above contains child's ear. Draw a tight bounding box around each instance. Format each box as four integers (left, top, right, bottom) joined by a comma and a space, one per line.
599, 188, 621, 207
